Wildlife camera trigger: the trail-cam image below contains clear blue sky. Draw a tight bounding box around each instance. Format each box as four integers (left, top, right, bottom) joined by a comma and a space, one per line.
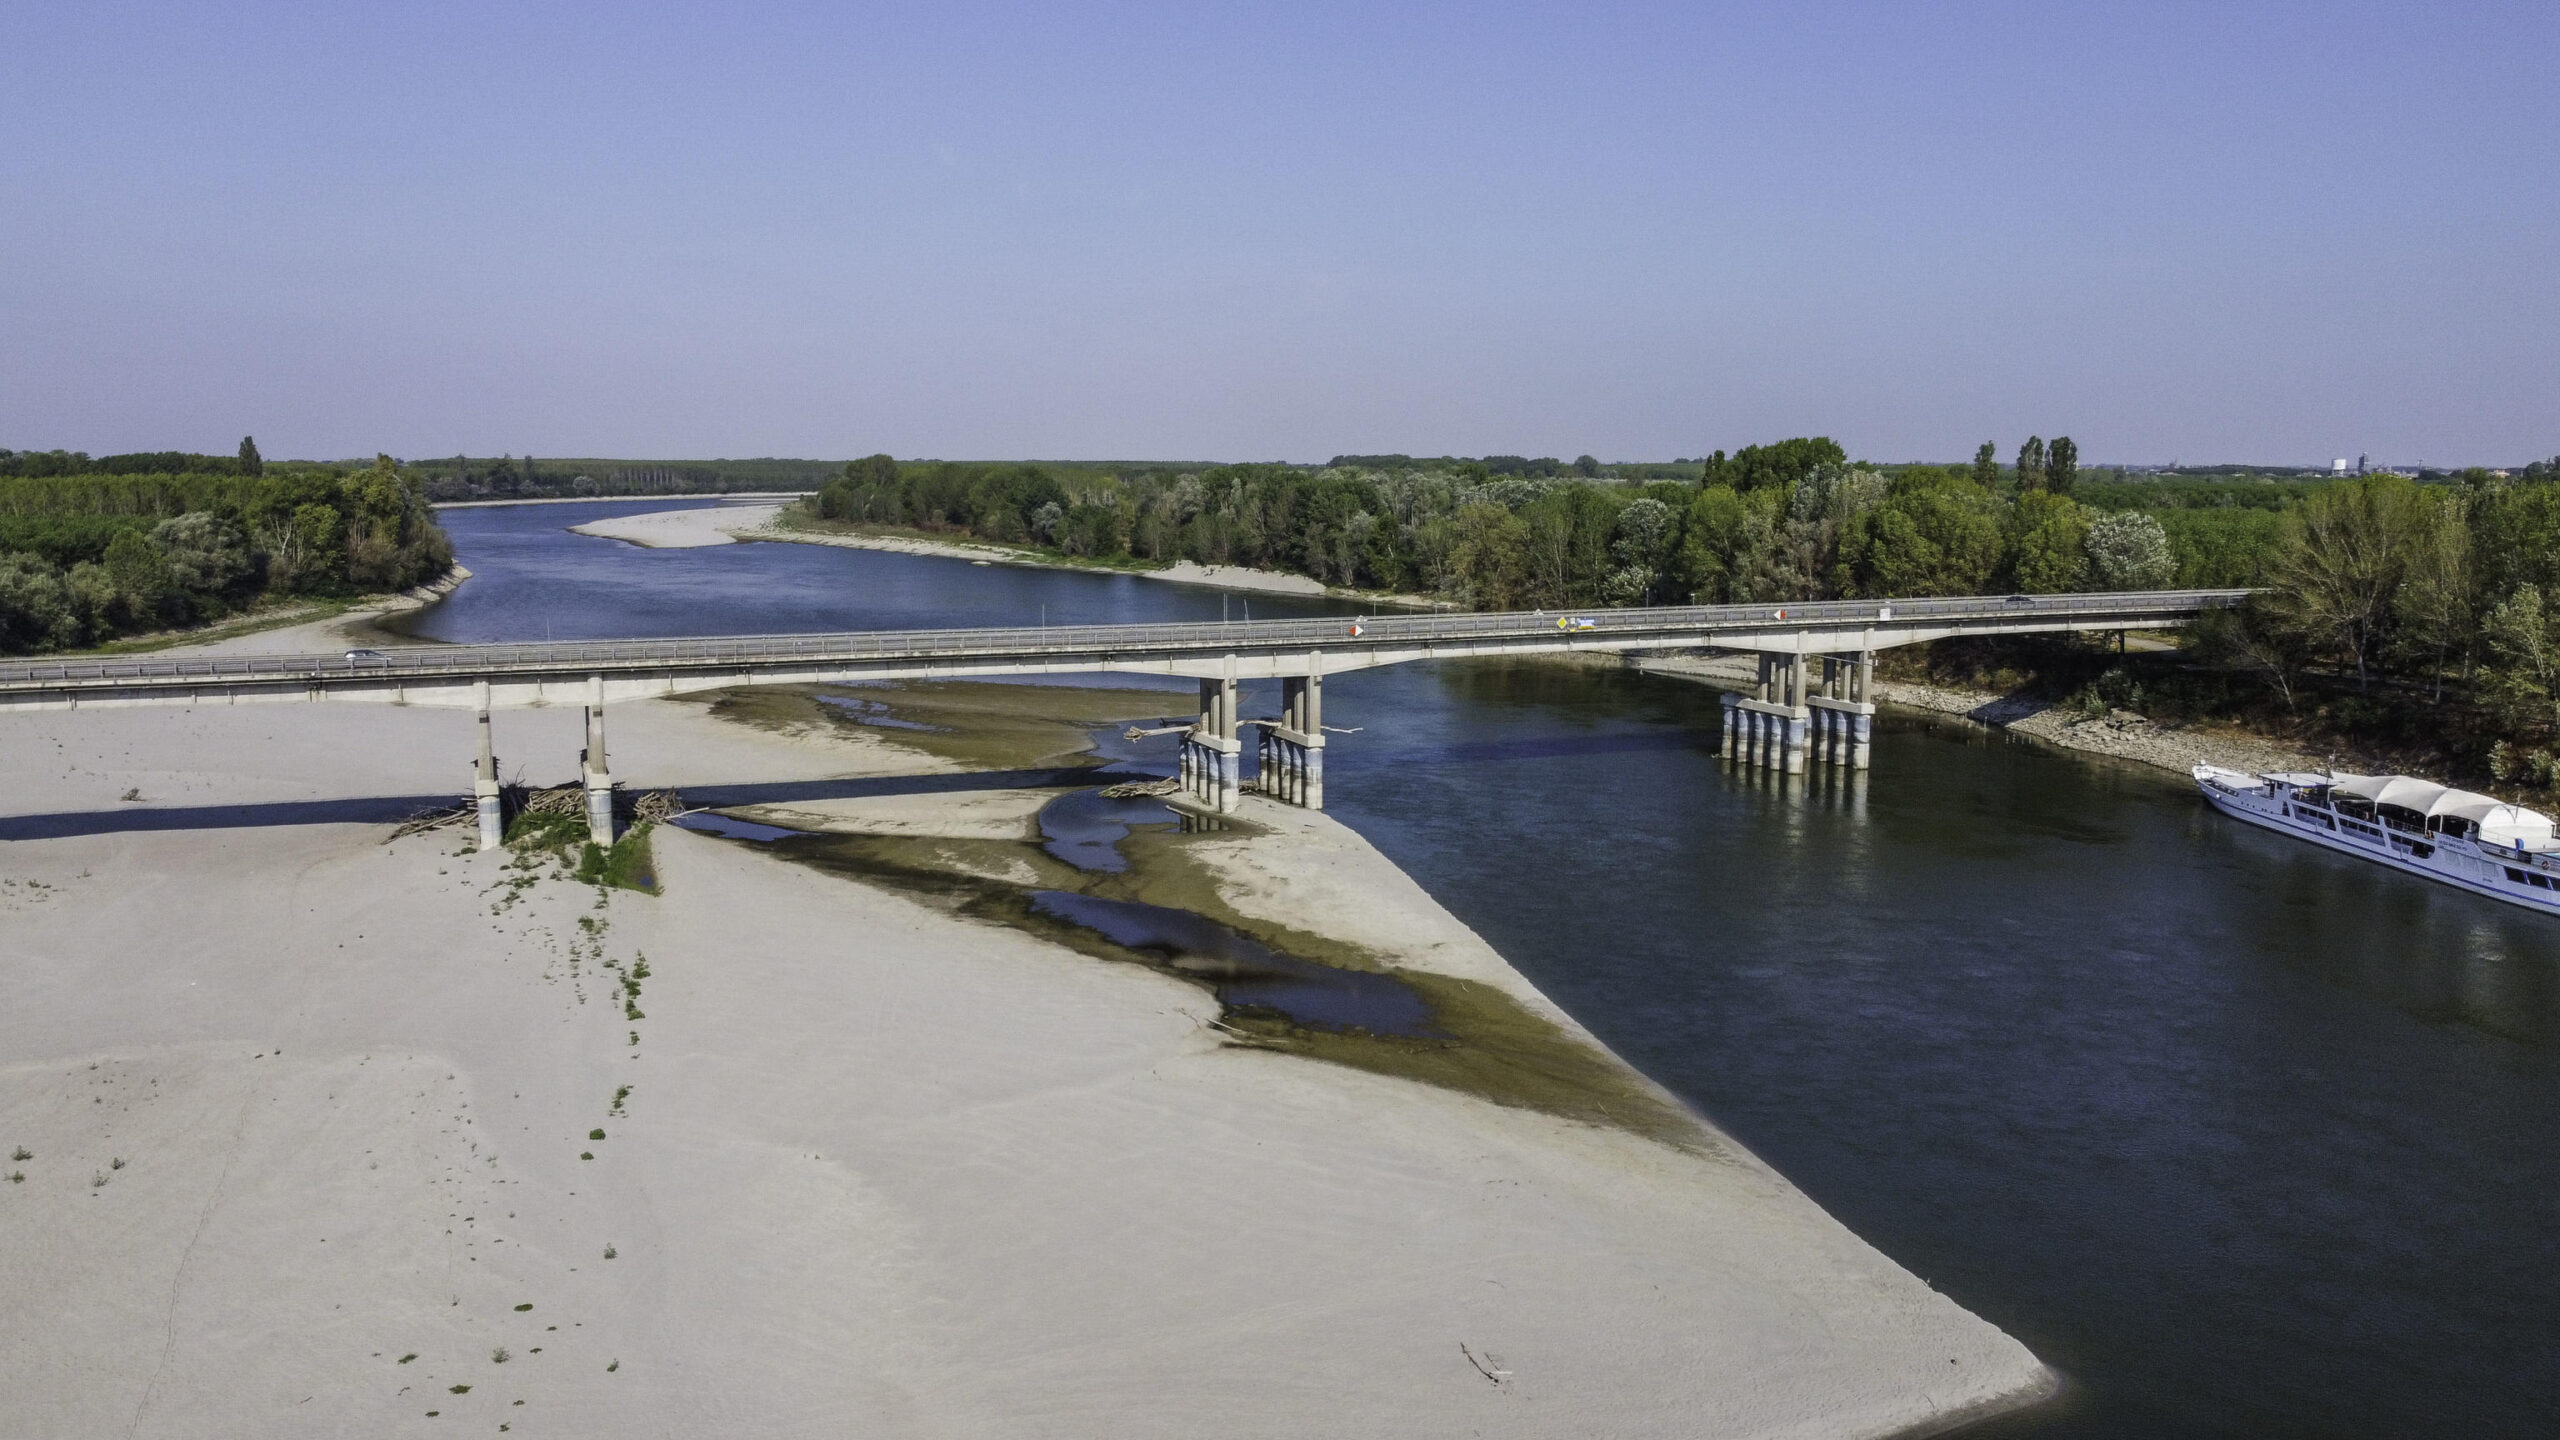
4, 2, 2552, 466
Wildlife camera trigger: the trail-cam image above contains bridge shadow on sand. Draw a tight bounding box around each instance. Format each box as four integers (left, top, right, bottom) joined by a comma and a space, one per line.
0, 766, 1105, 843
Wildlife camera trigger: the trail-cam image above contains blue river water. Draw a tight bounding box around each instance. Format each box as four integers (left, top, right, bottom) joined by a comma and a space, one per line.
407, 499, 2560, 1438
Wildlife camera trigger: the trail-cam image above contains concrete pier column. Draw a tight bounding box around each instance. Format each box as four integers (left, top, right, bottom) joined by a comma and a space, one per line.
473, 679, 503, 851
1720, 691, 1740, 760
1852, 710, 1873, 770
581, 675, 615, 845
1755, 653, 1773, 703
1857, 651, 1875, 705
1214, 672, 1240, 813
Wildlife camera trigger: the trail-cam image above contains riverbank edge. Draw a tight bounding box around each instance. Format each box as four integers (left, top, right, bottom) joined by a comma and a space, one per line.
751, 508, 1451, 610
1628, 650, 2326, 779
434, 491, 814, 509
52, 562, 472, 659
684, 682, 2058, 1434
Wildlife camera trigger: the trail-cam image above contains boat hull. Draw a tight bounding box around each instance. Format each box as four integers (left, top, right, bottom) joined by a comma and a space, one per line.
2195, 769, 2560, 918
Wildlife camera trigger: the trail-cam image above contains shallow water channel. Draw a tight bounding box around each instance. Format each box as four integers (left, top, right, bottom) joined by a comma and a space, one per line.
673, 784, 1440, 1039
414, 499, 2560, 1438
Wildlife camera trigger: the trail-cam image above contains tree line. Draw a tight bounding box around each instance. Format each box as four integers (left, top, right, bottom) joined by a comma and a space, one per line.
804, 436, 2199, 612
2187, 465, 2560, 784
0, 446, 452, 654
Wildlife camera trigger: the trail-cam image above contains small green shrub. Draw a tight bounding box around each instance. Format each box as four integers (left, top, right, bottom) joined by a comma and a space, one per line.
588, 1128, 605, 1141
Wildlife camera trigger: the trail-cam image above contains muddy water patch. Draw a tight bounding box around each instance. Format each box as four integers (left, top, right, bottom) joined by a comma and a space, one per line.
1030, 890, 1437, 1037
1035, 786, 1178, 874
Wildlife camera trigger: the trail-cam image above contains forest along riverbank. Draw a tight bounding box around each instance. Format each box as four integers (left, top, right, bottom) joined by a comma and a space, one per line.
0, 647, 2050, 1437
1630, 651, 2325, 778
567, 500, 1445, 606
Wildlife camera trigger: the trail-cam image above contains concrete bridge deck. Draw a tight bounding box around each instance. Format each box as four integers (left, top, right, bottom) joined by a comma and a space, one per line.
2, 589, 2248, 843
0, 589, 2245, 712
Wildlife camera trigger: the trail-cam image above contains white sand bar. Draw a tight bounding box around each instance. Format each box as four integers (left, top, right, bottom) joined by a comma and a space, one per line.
569, 503, 784, 548
0, 680, 2047, 1436
575, 503, 1370, 600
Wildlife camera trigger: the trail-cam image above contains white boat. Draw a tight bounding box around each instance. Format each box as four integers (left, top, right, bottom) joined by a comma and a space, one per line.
2193, 764, 2560, 916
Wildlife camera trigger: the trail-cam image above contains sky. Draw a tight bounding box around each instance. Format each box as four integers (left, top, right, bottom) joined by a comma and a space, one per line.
3, 1, 2554, 467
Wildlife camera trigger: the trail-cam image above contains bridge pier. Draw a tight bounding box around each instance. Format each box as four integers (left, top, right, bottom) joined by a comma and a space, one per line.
581, 675, 616, 844
1808, 651, 1877, 772
1723, 649, 1875, 774
1182, 675, 1242, 814
473, 680, 503, 851
1255, 665, 1326, 810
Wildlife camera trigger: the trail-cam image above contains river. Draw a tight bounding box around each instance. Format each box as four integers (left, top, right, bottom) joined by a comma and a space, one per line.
405, 499, 2560, 1438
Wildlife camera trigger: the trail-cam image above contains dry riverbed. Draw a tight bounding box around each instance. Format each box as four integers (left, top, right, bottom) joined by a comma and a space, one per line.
1, 648, 2049, 1436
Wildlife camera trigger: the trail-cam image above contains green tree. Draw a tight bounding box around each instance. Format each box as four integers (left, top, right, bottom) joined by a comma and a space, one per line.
103, 528, 169, 602
237, 436, 263, 477
2188, 601, 2310, 712
2472, 477, 2560, 600
2047, 436, 2078, 496
2389, 489, 2474, 700
2084, 511, 2176, 590
2481, 584, 2560, 734
1843, 471, 2002, 596
2260, 473, 2433, 689
2004, 491, 2090, 592
1971, 442, 2000, 489
1714, 438, 1847, 493
1572, 454, 1601, 478
0, 553, 79, 651
1607, 497, 1675, 605
1673, 485, 1753, 601
149, 512, 254, 597
1449, 502, 1530, 609
2016, 436, 2047, 493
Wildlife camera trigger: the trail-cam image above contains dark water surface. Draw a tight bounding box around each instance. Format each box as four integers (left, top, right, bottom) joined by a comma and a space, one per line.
419, 500, 2560, 1438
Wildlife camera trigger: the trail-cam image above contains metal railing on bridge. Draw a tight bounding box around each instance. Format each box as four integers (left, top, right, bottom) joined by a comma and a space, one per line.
0, 589, 2249, 693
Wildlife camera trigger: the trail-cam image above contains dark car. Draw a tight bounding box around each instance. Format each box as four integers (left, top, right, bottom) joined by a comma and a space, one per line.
2003, 594, 2035, 605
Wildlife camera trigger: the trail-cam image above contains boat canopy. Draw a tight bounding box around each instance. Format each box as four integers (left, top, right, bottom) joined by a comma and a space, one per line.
2327, 772, 2557, 848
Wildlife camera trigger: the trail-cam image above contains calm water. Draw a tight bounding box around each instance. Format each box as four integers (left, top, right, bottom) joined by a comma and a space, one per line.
417, 500, 2560, 1438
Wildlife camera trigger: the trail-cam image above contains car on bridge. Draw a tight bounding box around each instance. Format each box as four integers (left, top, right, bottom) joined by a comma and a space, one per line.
1556, 616, 1597, 632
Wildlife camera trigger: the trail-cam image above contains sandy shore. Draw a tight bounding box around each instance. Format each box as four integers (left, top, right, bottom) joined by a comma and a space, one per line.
572, 503, 1431, 606
1633, 651, 2324, 778
1, 656, 2048, 1435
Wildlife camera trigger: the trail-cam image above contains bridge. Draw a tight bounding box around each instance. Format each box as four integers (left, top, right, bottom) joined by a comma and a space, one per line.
0, 589, 2246, 846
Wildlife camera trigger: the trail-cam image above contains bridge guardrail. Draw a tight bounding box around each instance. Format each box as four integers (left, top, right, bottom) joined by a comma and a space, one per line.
0, 590, 2251, 690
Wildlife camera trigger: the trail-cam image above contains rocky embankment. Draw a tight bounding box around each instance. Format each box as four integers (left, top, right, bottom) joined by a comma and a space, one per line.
1632, 653, 2325, 778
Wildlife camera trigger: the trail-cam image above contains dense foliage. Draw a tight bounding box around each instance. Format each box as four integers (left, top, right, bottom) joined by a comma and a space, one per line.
806, 442, 2197, 612
2180, 467, 2560, 777
412, 455, 838, 501
0, 447, 451, 654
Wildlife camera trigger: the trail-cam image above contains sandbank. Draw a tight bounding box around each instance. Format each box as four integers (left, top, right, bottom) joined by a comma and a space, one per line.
573, 502, 1438, 606
1, 657, 2049, 1435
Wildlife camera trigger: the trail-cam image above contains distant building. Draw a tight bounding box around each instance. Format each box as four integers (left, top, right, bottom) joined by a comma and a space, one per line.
2332, 458, 2350, 474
